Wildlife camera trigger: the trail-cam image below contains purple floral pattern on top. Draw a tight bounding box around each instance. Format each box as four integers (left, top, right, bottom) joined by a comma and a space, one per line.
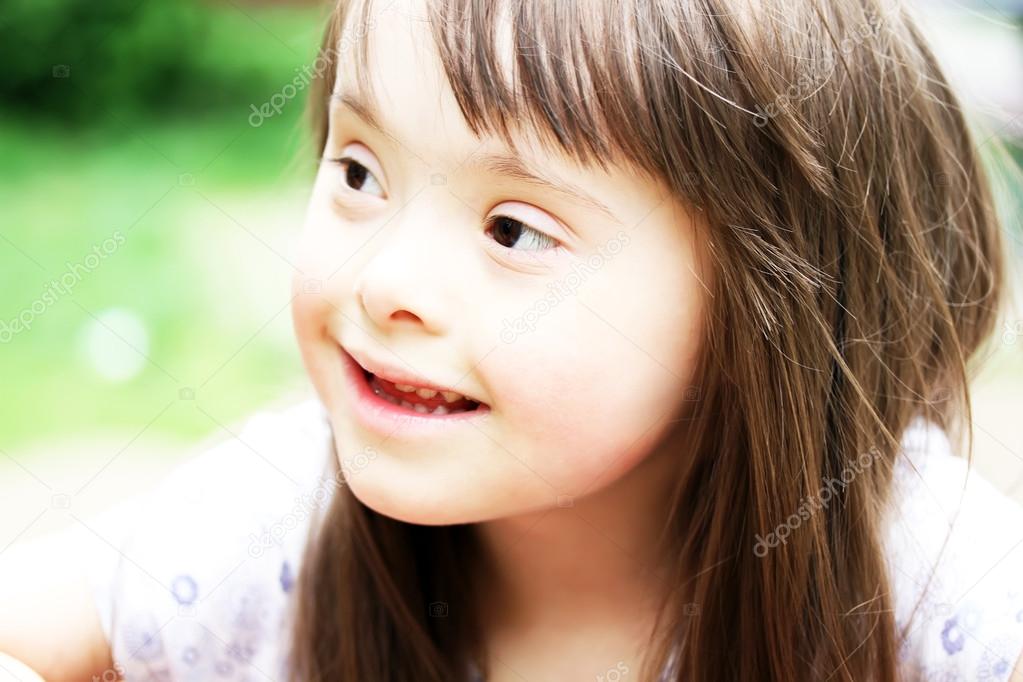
171, 574, 198, 605
279, 560, 294, 593
941, 615, 966, 655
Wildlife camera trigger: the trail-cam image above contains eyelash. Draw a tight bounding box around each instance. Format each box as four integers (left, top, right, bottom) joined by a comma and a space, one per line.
326, 155, 562, 256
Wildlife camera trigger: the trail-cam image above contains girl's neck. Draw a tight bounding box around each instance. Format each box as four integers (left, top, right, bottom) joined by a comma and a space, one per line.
473, 438, 681, 633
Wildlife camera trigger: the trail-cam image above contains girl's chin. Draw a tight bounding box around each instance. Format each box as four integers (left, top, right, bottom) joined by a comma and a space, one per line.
345, 480, 476, 525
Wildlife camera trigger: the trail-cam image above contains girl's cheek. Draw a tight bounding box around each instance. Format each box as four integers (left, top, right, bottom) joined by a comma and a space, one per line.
480, 235, 705, 490
295, 209, 347, 277
481, 301, 695, 492
290, 276, 334, 393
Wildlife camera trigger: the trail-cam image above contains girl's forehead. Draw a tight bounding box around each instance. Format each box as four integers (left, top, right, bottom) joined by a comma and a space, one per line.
332, 18, 506, 168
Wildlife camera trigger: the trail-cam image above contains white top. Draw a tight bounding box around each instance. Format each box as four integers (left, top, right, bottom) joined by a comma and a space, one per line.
61, 397, 1023, 680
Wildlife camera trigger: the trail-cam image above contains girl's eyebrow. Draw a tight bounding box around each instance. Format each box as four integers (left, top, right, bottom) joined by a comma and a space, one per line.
330, 90, 620, 224
469, 153, 620, 225
331, 91, 387, 137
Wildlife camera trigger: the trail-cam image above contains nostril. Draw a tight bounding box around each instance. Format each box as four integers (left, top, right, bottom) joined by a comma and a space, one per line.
389, 310, 421, 324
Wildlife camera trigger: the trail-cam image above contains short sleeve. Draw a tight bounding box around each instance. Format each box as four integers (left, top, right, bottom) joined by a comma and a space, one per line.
886, 417, 1023, 681
63, 397, 336, 681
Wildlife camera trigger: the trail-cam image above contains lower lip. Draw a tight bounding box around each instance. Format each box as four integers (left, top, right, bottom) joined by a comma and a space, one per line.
337, 345, 491, 437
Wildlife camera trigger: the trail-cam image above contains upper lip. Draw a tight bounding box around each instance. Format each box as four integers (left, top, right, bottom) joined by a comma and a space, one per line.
343, 346, 482, 402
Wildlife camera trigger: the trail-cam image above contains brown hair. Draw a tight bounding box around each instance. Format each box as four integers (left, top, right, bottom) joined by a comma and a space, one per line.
290, 0, 1011, 679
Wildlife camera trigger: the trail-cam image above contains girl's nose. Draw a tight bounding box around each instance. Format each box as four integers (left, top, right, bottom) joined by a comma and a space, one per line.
353, 209, 454, 336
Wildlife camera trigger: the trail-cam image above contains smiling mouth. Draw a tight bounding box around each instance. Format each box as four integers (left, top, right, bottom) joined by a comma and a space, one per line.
361, 368, 483, 415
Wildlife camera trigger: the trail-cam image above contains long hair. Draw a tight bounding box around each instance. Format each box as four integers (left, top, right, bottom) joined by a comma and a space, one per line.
289, 0, 1009, 679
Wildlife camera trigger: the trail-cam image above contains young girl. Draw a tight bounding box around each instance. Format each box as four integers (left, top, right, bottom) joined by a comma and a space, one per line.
3, 0, 1023, 680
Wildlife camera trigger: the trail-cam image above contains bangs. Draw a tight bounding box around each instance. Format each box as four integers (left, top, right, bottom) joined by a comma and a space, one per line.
314, 0, 871, 211
425, 0, 643, 172
329, 0, 729, 189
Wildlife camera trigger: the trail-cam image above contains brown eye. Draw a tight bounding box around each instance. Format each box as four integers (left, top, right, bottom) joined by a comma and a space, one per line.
345, 159, 369, 190
329, 156, 385, 198
484, 216, 558, 252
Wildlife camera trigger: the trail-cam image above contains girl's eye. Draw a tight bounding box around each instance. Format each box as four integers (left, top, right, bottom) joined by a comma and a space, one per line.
483, 215, 560, 253
327, 156, 386, 198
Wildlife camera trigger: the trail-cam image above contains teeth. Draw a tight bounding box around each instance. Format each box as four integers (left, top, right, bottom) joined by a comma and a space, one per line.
393, 383, 465, 401
370, 377, 466, 415
372, 384, 397, 404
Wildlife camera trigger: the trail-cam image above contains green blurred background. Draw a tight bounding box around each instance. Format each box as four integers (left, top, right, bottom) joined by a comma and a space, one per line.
0, 0, 1022, 543
1, 0, 333, 539
1, 0, 327, 446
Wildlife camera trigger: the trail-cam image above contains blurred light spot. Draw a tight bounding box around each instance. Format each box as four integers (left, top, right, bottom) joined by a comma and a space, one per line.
81, 308, 149, 382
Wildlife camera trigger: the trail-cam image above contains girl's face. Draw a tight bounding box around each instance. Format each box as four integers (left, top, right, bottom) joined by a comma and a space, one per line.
292, 0, 711, 525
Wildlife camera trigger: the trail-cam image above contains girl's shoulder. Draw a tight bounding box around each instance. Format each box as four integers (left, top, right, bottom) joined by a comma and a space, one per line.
886, 416, 1023, 681
65, 396, 338, 681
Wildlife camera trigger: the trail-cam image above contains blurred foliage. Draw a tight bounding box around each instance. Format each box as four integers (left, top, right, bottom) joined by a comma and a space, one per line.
0, 115, 314, 451
1, 1, 328, 452
0, 0, 329, 121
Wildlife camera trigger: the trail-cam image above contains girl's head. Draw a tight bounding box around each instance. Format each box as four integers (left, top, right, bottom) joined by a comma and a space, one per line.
289, 0, 1008, 680
291, 0, 712, 528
